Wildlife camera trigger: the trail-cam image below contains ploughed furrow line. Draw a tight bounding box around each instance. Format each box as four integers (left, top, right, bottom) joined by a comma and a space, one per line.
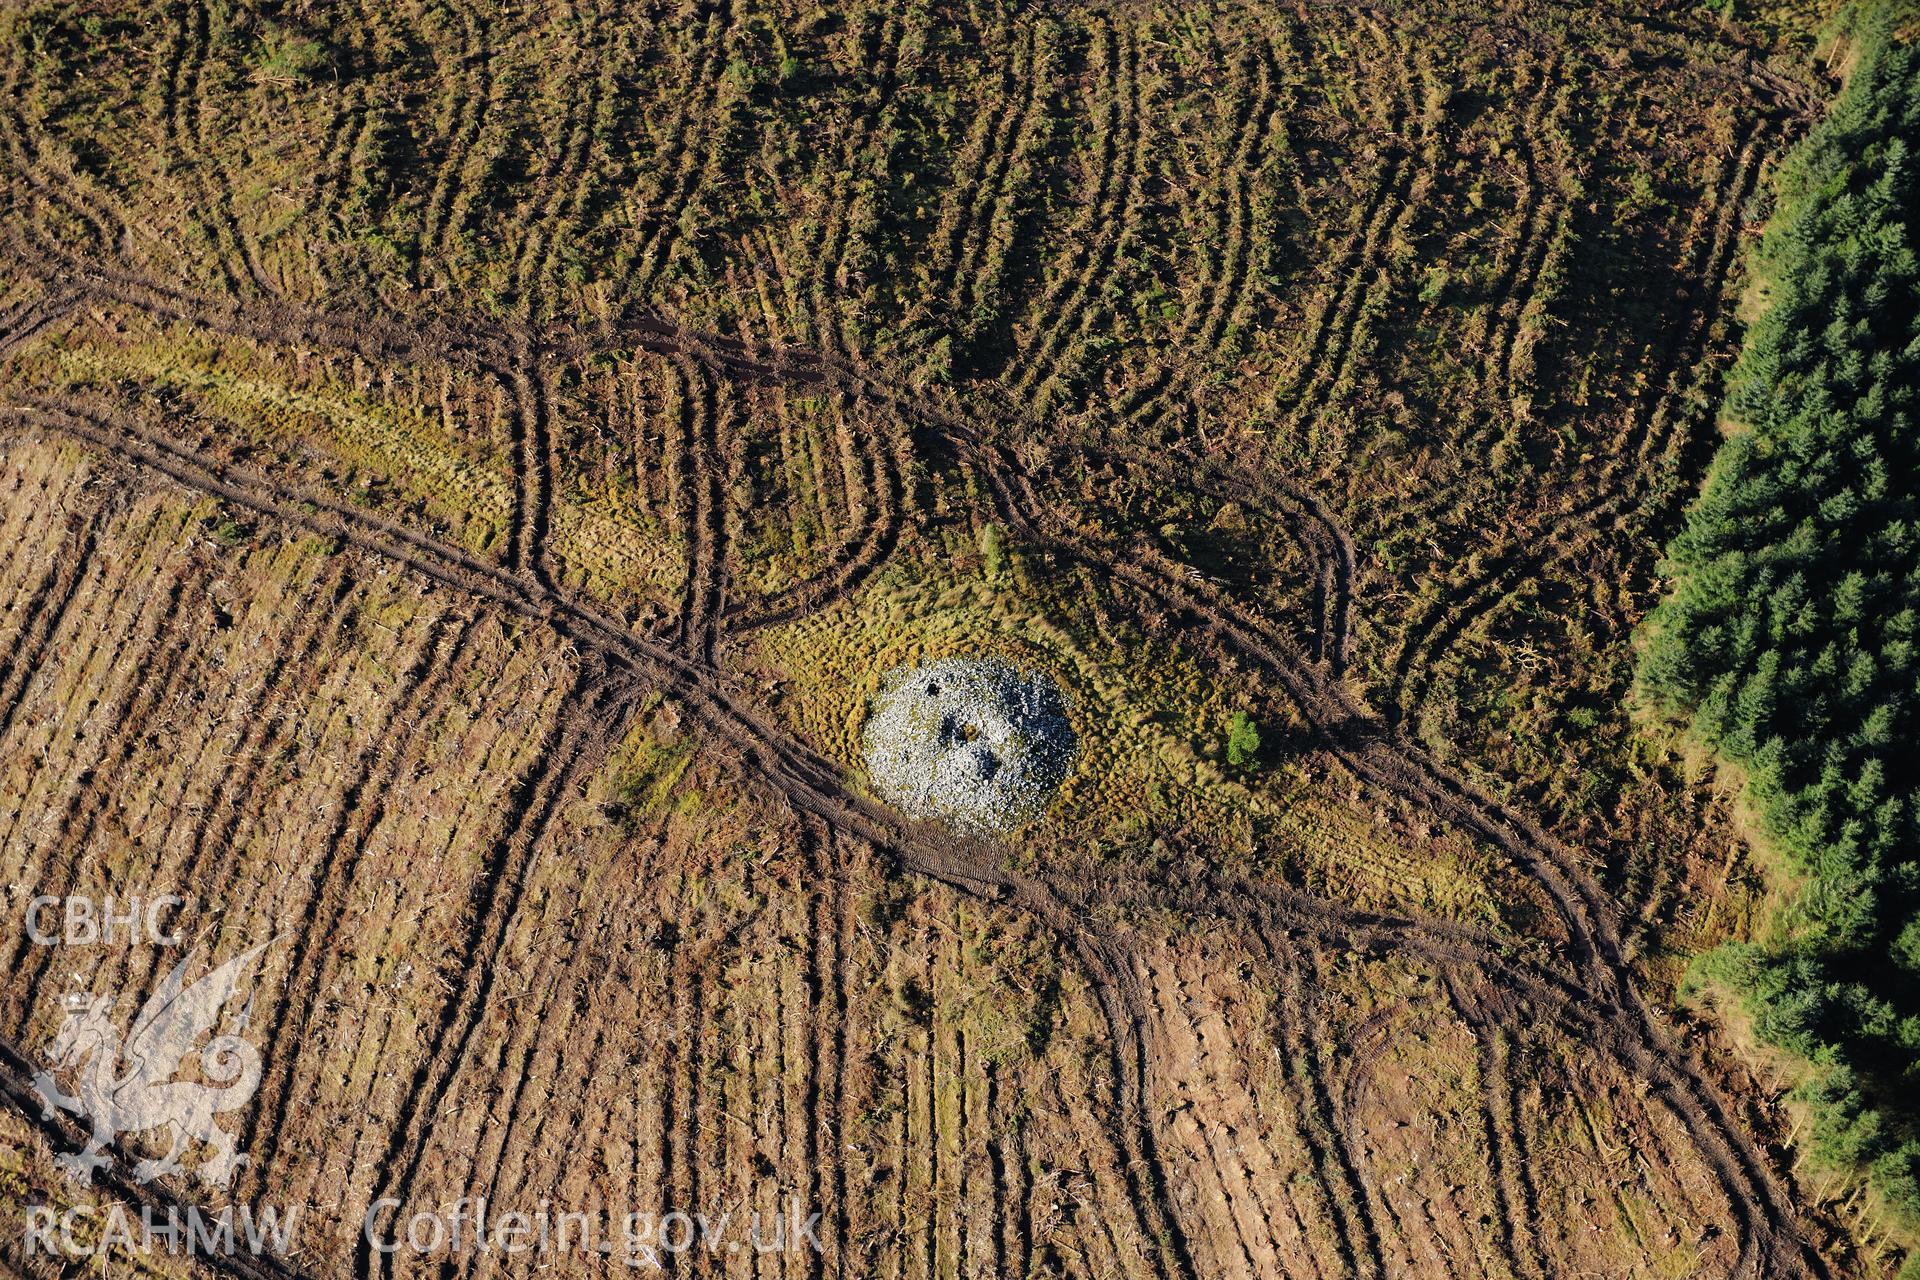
305, 0, 381, 244
1443, 978, 1548, 1280
1474, 53, 1574, 419
951, 432, 1824, 1277
1057, 929, 1201, 1280
1625, 123, 1772, 474
1187, 36, 1285, 355
170, 0, 271, 293
822, 821, 859, 1280
628, 0, 734, 296
0, 491, 108, 754
0, 495, 194, 922
0, 1035, 305, 1280
920, 906, 945, 1280
769, 390, 832, 571
802, 11, 908, 361
545, 871, 673, 1256
674, 968, 708, 1277
12, 571, 201, 1022
661, 356, 700, 569
920, 10, 1024, 309
956, 23, 1055, 336
911, 11, 1052, 346
238, 614, 475, 1194
446, 896, 597, 1260
1285, 18, 1428, 434
1121, 29, 1285, 436
1253, 934, 1389, 1280
0, 452, 99, 713
0, 46, 129, 263
95, 569, 359, 1048
1329, 1002, 1419, 1270
988, 1061, 1035, 1280
416, 0, 497, 276
355, 670, 621, 1280
510, 0, 609, 319
798, 816, 842, 1280
1140, 945, 1272, 1280
0, 290, 77, 361
1382, 121, 1773, 727
649, 926, 685, 1263
1267, 11, 1409, 423
1004, 21, 1147, 398
728, 395, 908, 633
3, 273, 1826, 1276
955, 22, 1052, 326
6, 569, 195, 1035
669, 357, 729, 661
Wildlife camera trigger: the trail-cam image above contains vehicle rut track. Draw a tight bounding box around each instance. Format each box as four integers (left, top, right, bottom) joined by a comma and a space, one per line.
1328, 999, 1426, 1266
1443, 976, 1549, 1280
2, 391, 1209, 1280
1136, 451, 1357, 675
946, 424, 1825, 1278
0, 1035, 304, 1280
0, 290, 78, 361
725, 395, 909, 635
0, 244, 1833, 1277
503, 353, 559, 587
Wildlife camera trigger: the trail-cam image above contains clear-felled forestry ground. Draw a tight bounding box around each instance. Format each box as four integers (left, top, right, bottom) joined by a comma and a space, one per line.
0, 1, 1884, 1278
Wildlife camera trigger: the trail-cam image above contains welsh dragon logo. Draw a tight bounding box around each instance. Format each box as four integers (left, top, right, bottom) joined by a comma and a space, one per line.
31, 941, 276, 1190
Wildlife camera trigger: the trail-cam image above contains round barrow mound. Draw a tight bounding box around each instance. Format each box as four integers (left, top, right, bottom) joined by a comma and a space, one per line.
862, 657, 1077, 832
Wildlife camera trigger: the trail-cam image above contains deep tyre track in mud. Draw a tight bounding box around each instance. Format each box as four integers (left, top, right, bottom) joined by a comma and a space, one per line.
0, 65, 1832, 1264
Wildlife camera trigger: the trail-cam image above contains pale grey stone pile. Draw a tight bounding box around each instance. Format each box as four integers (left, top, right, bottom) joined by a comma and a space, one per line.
861, 657, 1077, 832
